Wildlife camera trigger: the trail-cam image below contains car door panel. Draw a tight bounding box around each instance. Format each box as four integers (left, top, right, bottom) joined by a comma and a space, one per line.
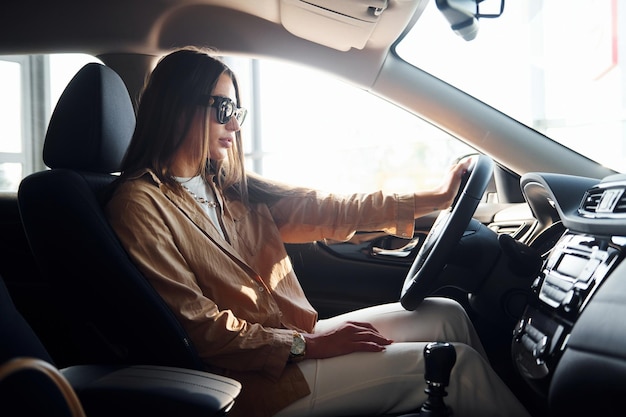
287, 202, 531, 319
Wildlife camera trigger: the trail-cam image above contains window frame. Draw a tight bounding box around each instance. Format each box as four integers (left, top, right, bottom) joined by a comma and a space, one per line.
0, 55, 49, 191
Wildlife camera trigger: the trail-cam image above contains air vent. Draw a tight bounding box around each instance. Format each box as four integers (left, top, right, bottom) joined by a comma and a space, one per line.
579, 186, 626, 217
615, 193, 626, 213
580, 189, 603, 213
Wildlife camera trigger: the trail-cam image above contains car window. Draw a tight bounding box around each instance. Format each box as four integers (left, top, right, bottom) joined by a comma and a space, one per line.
229, 57, 474, 194
0, 53, 101, 191
0, 58, 22, 191
1, 54, 474, 195
396, 0, 623, 173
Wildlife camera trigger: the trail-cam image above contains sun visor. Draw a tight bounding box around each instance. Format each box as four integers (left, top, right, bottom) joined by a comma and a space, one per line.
280, 0, 389, 51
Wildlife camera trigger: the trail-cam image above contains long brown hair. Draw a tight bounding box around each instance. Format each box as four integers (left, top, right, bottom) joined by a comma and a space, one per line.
118, 46, 311, 207
119, 46, 249, 202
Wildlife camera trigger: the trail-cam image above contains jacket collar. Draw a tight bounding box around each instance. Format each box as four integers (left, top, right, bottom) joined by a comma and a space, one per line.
126, 168, 266, 283
138, 168, 233, 245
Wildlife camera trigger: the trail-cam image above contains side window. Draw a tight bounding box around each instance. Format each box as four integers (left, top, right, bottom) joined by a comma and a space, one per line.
0, 54, 100, 192
0, 56, 34, 191
227, 57, 474, 194
1, 54, 472, 194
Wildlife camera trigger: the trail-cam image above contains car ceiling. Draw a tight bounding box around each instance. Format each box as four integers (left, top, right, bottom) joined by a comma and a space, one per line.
1, 0, 427, 87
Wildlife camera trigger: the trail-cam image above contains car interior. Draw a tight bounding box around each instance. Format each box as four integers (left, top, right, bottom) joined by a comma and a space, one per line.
2, 0, 626, 416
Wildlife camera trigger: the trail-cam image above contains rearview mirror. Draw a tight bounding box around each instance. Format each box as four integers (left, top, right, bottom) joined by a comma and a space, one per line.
435, 0, 505, 41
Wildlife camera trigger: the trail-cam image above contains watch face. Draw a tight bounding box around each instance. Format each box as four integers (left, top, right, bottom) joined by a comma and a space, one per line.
291, 333, 306, 355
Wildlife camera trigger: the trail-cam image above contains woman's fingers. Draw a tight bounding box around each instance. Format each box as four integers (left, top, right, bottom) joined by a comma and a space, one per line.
304, 321, 393, 359
343, 322, 393, 344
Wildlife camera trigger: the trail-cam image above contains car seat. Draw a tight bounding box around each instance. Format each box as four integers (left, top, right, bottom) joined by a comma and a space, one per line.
0, 274, 241, 417
17, 63, 204, 370
0, 272, 83, 417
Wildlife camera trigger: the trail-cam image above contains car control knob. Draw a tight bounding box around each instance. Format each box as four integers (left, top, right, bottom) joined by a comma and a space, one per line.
419, 342, 456, 417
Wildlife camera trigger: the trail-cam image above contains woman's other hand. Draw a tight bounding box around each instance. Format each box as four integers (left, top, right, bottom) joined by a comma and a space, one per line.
303, 321, 393, 359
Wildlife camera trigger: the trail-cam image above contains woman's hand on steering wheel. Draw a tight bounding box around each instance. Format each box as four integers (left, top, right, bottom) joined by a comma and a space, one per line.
401, 155, 494, 311
436, 157, 474, 209
413, 157, 475, 218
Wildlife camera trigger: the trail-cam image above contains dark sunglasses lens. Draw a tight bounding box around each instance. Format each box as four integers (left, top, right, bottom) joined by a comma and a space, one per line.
218, 99, 235, 124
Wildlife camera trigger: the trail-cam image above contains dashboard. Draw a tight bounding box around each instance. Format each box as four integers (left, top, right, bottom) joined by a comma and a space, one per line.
512, 172, 626, 415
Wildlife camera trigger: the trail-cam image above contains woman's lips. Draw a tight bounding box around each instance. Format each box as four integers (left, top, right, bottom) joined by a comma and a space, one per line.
218, 137, 233, 147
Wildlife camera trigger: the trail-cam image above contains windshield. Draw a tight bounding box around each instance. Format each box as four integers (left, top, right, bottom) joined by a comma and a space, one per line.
397, 0, 624, 173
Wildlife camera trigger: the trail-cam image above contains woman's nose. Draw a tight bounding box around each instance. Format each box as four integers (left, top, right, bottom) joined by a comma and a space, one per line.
226, 117, 241, 132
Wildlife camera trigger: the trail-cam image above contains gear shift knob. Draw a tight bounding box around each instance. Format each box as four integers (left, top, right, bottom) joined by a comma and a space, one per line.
395, 342, 457, 417
424, 341, 456, 387
419, 342, 456, 417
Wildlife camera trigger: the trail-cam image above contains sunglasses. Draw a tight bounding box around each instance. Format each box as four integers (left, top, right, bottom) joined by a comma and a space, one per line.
201, 95, 247, 126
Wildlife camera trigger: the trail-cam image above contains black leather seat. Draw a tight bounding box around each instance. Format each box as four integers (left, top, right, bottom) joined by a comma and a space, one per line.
0, 273, 79, 417
0, 274, 241, 417
18, 63, 203, 370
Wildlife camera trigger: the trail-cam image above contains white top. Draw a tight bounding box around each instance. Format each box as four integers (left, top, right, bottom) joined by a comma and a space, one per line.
174, 175, 225, 239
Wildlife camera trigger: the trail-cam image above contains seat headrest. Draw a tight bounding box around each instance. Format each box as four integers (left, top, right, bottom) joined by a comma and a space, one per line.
43, 63, 136, 173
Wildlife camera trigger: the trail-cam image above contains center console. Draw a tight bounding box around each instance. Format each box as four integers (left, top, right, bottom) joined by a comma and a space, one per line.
512, 231, 624, 391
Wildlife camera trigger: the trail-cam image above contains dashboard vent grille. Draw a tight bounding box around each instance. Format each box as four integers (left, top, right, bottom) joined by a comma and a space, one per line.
581, 189, 603, 213
579, 186, 626, 217
615, 194, 626, 213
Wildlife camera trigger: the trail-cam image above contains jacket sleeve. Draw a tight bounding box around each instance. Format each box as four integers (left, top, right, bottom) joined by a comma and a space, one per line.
269, 190, 416, 243
105, 184, 293, 380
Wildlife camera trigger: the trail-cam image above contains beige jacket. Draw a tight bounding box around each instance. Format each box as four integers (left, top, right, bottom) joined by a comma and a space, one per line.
105, 169, 416, 417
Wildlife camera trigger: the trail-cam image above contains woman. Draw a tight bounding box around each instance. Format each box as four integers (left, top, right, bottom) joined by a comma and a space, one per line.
105, 47, 529, 417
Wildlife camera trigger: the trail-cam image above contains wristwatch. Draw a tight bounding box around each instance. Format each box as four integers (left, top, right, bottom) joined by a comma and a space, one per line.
289, 331, 306, 362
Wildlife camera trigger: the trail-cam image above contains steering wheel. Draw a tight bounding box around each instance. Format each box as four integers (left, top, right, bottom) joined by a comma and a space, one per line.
400, 155, 494, 311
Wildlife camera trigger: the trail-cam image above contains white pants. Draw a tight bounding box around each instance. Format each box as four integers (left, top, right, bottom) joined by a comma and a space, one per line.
275, 299, 530, 417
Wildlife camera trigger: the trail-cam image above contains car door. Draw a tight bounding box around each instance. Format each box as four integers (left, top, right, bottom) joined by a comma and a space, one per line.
287, 165, 533, 319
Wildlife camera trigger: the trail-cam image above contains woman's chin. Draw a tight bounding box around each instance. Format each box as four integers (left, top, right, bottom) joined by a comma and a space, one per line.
210, 151, 229, 161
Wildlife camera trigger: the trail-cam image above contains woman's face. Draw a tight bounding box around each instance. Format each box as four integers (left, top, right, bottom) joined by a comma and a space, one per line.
174, 72, 241, 176
207, 73, 241, 161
